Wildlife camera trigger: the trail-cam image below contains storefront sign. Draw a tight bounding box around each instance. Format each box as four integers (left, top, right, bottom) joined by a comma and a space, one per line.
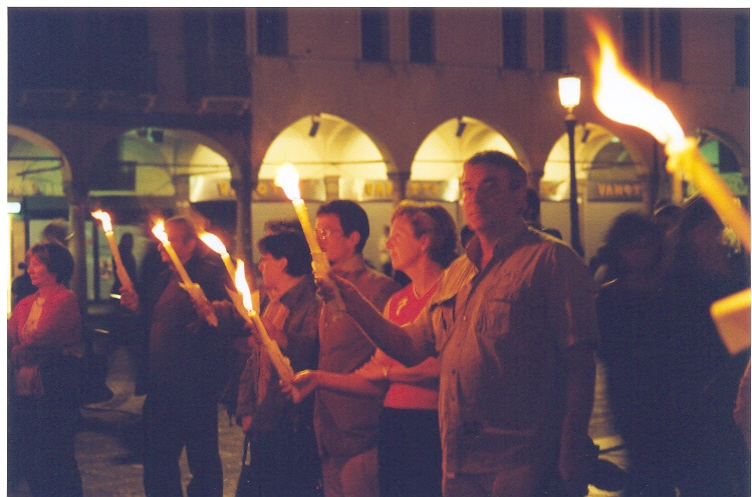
588, 181, 643, 201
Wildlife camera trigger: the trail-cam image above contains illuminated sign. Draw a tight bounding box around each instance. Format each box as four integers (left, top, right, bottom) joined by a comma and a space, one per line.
588, 182, 643, 201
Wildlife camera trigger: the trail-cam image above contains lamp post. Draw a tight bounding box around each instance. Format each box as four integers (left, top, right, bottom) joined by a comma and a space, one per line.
558, 74, 584, 257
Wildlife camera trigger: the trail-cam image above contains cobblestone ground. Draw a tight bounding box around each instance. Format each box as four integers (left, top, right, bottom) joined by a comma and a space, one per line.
8, 347, 626, 497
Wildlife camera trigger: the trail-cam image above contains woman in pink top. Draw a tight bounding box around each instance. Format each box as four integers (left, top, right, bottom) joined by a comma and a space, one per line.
288, 202, 458, 497
8, 242, 84, 496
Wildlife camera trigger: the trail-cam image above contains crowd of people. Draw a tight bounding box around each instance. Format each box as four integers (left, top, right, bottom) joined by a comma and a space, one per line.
7, 149, 750, 497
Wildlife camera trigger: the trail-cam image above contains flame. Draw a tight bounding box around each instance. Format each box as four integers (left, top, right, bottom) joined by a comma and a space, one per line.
91, 210, 113, 232
274, 162, 301, 201
234, 259, 253, 313
151, 219, 168, 244
199, 232, 228, 255
589, 20, 685, 150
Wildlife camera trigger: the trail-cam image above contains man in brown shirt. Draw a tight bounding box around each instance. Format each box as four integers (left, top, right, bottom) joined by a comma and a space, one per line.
314, 200, 402, 497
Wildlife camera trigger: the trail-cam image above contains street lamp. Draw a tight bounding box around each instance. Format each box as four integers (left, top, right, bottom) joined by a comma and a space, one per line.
558, 74, 584, 257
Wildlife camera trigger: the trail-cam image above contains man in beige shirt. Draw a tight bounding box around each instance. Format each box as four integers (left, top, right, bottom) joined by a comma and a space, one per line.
324, 152, 598, 497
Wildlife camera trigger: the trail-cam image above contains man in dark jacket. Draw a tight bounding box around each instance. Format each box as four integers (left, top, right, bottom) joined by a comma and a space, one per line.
121, 216, 234, 497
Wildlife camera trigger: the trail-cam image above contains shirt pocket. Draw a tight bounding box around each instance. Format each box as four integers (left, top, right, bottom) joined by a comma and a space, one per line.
430, 294, 457, 352
479, 291, 519, 340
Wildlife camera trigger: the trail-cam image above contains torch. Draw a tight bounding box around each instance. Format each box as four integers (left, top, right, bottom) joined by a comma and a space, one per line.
229, 260, 301, 402
199, 232, 237, 278
274, 163, 345, 310
588, 19, 750, 354
152, 219, 218, 327
91, 210, 134, 292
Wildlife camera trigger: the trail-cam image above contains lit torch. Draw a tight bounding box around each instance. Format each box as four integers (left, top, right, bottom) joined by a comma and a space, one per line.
230, 260, 300, 402
91, 210, 133, 292
274, 163, 345, 310
152, 219, 218, 327
199, 232, 236, 278
589, 19, 750, 354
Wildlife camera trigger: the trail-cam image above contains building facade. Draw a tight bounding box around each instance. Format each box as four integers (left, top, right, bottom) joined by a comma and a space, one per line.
7, 7, 749, 305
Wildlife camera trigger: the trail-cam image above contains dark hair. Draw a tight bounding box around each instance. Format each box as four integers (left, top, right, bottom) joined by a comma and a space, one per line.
676, 194, 719, 236
165, 216, 198, 244
669, 195, 727, 271
317, 200, 370, 254
41, 219, 69, 246
391, 201, 459, 268
460, 225, 475, 248
119, 232, 134, 252
524, 188, 541, 223
465, 150, 528, 191
264, 218, 303, 234
258, 230, 313, 277
601, 211, 662, 275
28, 242, 75, 285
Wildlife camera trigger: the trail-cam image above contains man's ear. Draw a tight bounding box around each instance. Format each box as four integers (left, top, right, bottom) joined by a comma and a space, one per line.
347, 230, 361, 251
186, 238, 198, 253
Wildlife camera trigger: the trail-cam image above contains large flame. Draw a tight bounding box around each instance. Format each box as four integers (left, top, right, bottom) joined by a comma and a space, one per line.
589, 20, 685, 149
234, 259, 253, 313
151, 219, 168, 244
274, 162, 302, 201
199, 232, 228, 255
91, 210, 113, 232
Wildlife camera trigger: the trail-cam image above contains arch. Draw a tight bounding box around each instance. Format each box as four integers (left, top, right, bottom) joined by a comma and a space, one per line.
8, 125, 71, 197
258, 113, 389, 182
93, 128, 235, 202
412, 116, 518, 181
691, 127, 749, 200
541, 122, 647, 201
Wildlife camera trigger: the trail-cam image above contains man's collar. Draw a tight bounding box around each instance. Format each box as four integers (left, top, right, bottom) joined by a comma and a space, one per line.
331, 253, 367, 275
466, 218, 528, 269
278, 274, 314, 306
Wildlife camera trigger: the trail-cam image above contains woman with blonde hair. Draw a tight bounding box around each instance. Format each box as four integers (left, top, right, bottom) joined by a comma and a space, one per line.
287, 201, 458, 497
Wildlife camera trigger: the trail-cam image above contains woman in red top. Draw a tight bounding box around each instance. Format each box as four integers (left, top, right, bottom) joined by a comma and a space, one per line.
288, 202, 458, 497
8, 242, 84, 497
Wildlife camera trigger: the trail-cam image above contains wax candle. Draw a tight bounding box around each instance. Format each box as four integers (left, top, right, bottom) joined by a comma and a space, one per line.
274, 163, 345, 310
199, 232, 237, 278
91, 210, 133, 291
152, 219, 218, 326
152, 220, 192, 284
232, 260, 300, 401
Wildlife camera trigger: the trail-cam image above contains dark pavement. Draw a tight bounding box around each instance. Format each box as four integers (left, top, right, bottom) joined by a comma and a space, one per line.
9, 341, 627, 497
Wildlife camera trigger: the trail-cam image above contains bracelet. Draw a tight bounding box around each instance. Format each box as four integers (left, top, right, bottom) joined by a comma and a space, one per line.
382, 365, 390, 381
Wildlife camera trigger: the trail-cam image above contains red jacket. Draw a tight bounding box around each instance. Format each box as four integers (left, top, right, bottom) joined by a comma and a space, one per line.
8, 284, 83, 395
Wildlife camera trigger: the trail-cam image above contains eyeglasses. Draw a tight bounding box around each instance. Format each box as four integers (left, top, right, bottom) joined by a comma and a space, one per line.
314, 228, 344, 240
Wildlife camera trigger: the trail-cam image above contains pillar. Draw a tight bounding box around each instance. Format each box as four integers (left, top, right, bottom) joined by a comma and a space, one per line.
64, 180, 88, 311
324, 176, 340, 200
233, 159, 254, 266
388, 171, 410, 206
